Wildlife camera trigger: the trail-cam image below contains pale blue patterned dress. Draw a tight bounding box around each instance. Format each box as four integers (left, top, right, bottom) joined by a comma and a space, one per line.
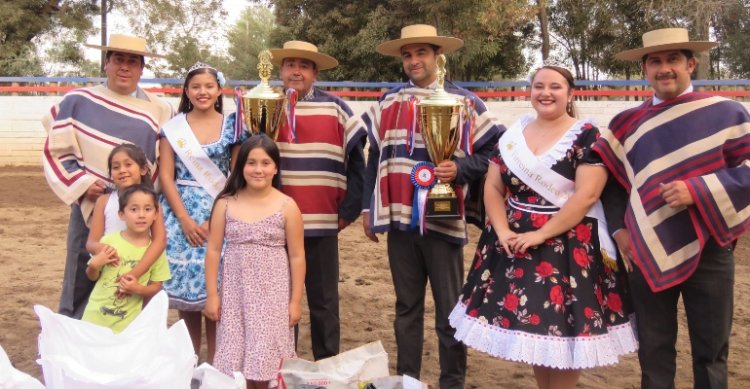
160, 113, 247, 311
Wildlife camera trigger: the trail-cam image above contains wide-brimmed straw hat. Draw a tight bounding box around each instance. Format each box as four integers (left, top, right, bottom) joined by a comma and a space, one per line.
270, 41, 338, 70
376, 24, 464, 57
85, 34, 164, 58
615, 28, 717, 61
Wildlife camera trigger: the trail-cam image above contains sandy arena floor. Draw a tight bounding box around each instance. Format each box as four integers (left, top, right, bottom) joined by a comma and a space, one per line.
1, 166, 748, 388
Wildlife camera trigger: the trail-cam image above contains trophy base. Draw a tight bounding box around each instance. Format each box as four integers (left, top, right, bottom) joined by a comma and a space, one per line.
425, 196, 461, 219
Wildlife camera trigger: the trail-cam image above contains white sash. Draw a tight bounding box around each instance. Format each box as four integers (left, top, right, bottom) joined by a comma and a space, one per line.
499, 115, 617, 260
162, 113, 227, 199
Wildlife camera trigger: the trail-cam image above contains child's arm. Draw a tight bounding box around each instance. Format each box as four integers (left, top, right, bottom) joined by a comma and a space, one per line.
203, 198, 228, 322
86, 194, 110, 255
284, 198, 306, 326
159, 139, 209, 246
119, 277, 163, 299
86, 245, 118, 281
124, 208, 167, 279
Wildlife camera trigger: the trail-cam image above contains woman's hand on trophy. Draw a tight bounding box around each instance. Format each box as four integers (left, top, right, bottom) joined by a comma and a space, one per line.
435, 161, 458, 182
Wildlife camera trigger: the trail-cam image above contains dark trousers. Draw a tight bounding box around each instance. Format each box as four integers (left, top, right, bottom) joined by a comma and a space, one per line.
387, 230, 467, 389
304, 235, 340, 360
629, 239, 734, 389
58, 204, 95, 319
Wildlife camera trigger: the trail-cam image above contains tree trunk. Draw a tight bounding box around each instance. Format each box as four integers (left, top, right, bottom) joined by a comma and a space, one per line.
537, 0, 550, 61
694, 12, 711, 80
101, 0, 107, 74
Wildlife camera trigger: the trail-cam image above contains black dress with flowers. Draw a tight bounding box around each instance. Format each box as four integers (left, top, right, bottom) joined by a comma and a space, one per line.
449, 117, 637, 369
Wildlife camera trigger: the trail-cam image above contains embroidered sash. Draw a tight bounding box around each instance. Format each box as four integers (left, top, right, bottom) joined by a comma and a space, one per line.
162, 113, 227, 199
499, 115, 617, 259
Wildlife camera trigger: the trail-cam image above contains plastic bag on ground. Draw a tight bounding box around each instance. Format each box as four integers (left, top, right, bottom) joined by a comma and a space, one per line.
278, 341, 389, 389
358, 375, 429, 389
0, 343, 45, 389
192, 362, 246, 389
34, 291, 195, 389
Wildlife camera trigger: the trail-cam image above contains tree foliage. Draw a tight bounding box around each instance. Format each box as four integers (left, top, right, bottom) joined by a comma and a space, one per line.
258, 0, 536, 81
0, 0, 98, 76
222, 5, 276, 81
714, 0, 750, 78
111, 0, 228, 77
5, 0, 750, 80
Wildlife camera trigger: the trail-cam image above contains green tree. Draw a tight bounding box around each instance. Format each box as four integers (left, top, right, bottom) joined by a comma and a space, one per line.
258, 0, 535, 81
112, 0, 228, 77
0, 0, 97, 76
714, 0, 750, 78
547, 0, 621, 80
589, 0, 673, 80
223, 5, 276, 81
634, 0, 738, 79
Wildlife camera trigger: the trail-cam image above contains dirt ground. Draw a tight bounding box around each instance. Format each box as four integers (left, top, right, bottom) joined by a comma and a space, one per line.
1, 166, 749, 388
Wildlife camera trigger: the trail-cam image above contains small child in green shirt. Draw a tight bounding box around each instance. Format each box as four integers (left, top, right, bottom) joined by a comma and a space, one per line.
82, 184, 171, 333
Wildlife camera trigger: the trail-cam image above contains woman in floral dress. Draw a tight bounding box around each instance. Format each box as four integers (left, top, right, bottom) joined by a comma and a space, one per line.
449, 66, 637, 389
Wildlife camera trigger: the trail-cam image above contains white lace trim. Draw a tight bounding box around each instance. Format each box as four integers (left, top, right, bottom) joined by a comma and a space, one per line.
502, 114, 597, 168
449, 301, 638, 369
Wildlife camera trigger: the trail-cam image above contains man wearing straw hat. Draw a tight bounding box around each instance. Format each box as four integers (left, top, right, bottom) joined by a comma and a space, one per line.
270, 40, 367, 360
42, 34, 172, 318
593, 28, 750, 388
361, 24, 503, 387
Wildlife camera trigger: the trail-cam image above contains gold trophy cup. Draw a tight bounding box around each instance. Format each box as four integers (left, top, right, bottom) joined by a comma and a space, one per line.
417, 54, 465, 219
241, 50, 285, 140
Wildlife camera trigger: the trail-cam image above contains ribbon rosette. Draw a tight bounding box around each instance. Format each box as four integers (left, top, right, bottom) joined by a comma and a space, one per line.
410, 161, 436, 234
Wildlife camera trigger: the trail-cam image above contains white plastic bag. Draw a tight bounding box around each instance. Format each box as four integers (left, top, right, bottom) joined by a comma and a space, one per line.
278, 341, 389, 389
0, 344, 45, 389
359, 375, 429, 389
192, 362, 246, 389
34, 291, 196, 389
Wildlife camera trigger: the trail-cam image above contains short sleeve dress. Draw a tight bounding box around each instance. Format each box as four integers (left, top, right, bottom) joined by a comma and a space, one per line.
160, 113, 247, 311
449, 116, 638, 369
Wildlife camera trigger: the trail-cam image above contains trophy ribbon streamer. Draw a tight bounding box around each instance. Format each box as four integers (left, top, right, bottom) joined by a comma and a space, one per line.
406, 96, 417, 156
285, 88, 298, 143
410, 162, 436, 234
463, 98, 475, 155
233, 87, 244, 139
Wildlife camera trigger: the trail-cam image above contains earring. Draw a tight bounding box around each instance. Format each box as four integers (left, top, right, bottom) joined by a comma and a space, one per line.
187, 100, 192, 110
567, 100, 572, 112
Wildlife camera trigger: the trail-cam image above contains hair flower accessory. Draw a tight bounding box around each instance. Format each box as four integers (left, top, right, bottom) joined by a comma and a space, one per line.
216, 71, 226, 87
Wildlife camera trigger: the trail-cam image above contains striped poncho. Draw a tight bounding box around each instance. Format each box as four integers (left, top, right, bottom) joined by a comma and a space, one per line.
42, 85, 173, 222
362, 83, 503, 245
593, 92, 750, 291
277, 87, 367, 236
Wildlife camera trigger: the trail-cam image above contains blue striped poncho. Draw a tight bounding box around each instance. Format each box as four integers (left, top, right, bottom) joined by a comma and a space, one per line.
593, 92, 750, 291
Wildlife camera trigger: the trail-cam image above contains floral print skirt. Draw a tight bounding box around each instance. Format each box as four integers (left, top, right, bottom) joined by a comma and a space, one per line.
449, 211, 638, 369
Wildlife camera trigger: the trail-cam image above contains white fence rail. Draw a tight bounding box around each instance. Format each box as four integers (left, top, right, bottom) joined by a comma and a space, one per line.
3, 96, 748, 166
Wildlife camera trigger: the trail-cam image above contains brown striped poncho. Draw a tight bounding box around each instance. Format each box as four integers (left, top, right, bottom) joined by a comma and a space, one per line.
42, 85, 173, 222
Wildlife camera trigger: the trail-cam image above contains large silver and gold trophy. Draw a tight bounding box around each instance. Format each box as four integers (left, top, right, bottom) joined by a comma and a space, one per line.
417, 54, 465, 219
241, 50, 285, 140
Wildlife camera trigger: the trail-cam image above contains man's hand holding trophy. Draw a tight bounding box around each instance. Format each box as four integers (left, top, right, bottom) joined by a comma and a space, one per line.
414, 54, 473, 220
